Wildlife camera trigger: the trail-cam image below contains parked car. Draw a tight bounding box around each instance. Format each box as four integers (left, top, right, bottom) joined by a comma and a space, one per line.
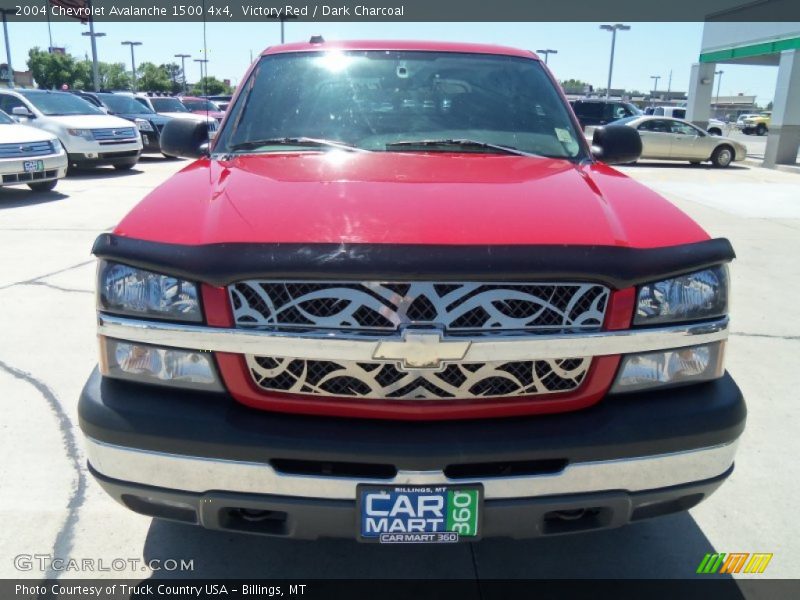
706, 118, 725, 136
178, 96, 226, 122
616, 115, 746, 167
735, 113, 759, 129
205, 95, 233, 112
0, 108, 67, 192
570, 98, 641, 127
81, 39, 743, 543
132, 95, 219, 137
73, 92, 173, 155
740, 111, 771, 136
0, 90, 142, 171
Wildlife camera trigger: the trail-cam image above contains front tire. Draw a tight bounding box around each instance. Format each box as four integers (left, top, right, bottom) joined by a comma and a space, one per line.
756, 124, 767, 136
711, 145, 734, 168
28, 180, 58, 192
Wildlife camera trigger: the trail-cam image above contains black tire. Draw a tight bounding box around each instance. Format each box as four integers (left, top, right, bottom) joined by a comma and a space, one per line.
28, 179, 58, 192
711, 145, 734, 168
756, 124, 767, 136
113, 161, 138, 171
708, 128, 722, 136
162, 152, 178, 159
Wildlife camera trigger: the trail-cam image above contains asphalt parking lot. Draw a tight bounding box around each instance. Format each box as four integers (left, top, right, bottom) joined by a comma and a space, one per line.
0, 156, 798, 585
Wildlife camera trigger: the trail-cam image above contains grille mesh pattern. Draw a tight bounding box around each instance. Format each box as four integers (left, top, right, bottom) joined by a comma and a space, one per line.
246, 355, 590, 400
91, 127, 136, 140
0, 140, 53, 158
230, 281, 609, 333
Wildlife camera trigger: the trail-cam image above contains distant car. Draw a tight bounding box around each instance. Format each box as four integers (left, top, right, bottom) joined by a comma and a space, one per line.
73, 92, 173, 155
616, 115, 746, 167
650, 106, 686, 119
740, 112, 771, 136
0, 89, 142, 171
0, 108, 67, 192
205, 95, 232, 112
570, 99, 641, 128
133, 95, 219, 137
178, 96, 226, 122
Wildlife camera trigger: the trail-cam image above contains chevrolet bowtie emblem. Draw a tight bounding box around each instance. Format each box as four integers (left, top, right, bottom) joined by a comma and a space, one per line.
373, 329, 471, 370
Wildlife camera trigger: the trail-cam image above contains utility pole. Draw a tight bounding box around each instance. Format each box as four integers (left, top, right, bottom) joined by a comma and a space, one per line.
81, 1, 105, 92
174, 53, 191, 93
667, 69, 673, 95
0, 9, 14, 88
194, 58, 208, 95
535, 49, 557, 65
45, 2, 54, 51
650, 75, 661, 106
600, 24, 630, 100
121, 41, 142, 91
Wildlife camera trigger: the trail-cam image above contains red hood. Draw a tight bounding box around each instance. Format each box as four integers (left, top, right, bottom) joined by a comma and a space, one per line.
114, 152, 708, 248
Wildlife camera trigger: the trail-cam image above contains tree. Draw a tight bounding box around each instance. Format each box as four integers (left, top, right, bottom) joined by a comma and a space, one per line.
136, 62, 172, 92
190, 76, 232, 96
27, 47, 84, 89
160, 62, 183, 93
560, 78, 590, 91
98, 62, 131, 90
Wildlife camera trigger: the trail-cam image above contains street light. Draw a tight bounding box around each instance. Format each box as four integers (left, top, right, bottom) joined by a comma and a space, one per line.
714, 70, 724, 114
0, 9, 14, 88
650, 75, 661, 106
121, 41, 142, 92
599, 24, 630, 100
175, 54, 191, 93
535, 49, 557, 65
81, 30, 105, 92
194, 58, 209, 95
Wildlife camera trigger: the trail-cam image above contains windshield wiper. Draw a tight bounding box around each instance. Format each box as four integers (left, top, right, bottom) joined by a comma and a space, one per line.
385, 139, 541, 157
228, 137, 368, 153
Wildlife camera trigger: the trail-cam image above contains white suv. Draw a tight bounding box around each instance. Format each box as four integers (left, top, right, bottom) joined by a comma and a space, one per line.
0, 108, 67, 192
0, 90, 142, 171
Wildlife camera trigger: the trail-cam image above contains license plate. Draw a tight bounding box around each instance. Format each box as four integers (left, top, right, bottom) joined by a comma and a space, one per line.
358, 484, 482, 543
23, 160, 44, 172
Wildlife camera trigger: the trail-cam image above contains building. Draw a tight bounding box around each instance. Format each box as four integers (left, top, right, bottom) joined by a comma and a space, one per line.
686, 11, 800, 167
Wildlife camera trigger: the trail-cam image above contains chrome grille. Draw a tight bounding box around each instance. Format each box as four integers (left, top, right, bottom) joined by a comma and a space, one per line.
0, 140, 53, 158
91, 127, 136, 141
230, 281, 609, 333
246, 355, 590, 400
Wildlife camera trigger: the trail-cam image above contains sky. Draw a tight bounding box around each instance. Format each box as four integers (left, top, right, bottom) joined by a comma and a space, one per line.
3, 20, 780, 104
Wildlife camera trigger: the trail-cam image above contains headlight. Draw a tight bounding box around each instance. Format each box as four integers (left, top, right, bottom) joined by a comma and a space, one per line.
98, 260, 201, 322
99, 337, 223, 391
135, 118, 154, 132
635, 265, 728, 325
611, 342, 725, 393
66, 128, 93, 141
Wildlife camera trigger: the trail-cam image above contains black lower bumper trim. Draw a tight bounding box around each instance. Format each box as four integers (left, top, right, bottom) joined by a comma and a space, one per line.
79, 368, 746, 471
90, 464, 733, 540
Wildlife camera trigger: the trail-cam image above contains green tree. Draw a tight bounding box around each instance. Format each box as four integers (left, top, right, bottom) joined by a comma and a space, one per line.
27, 47, 83, 89
99, 62, 131, 90
560, 78, 590, 91
136, 62, 172, 92
160, 62, 183, 93
190, 76, 232, 96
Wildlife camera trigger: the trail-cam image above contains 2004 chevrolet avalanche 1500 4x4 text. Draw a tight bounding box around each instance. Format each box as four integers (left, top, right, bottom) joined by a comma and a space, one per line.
79, 40, 745, 543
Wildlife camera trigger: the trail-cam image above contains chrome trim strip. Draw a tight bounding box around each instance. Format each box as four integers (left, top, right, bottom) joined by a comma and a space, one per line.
85, 437, 739, 500
97, 314, 729, 363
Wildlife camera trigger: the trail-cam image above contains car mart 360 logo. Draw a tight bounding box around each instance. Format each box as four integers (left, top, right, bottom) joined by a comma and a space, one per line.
696, 553, 773, 574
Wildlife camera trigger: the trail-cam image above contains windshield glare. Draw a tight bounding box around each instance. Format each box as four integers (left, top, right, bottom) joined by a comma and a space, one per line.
100, 94, 154, 114
216, 51, 584, 159
151, 98, 189, 112
22, 92, 102, 116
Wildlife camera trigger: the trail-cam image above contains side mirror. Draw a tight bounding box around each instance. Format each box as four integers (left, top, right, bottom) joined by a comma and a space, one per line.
591, 125, 642, 165
160, 118, 209, 159
12, 106, 33, 118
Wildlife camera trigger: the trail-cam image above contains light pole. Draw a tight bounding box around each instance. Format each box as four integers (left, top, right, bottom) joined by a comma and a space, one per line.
714, 70, 724, 114
175, 53, 191, 93
0, 9, 14, 88
194, 58, 208, 95
650, 75, 661, 106
121, 41, 142, 91
81, 29, 105, 92
600, 24, 630, 100
536, 49, 557, 65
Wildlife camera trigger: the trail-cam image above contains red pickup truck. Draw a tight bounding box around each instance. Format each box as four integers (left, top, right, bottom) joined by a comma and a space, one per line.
79, 39, 744, 543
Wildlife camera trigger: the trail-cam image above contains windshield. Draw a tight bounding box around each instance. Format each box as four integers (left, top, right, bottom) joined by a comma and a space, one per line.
215, 51, 585, 159
21, 91, 102, 116
0, 109, 14, 125
151, 97, 189, 113
99, 93, 154, 114
182, 98, 220, 112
